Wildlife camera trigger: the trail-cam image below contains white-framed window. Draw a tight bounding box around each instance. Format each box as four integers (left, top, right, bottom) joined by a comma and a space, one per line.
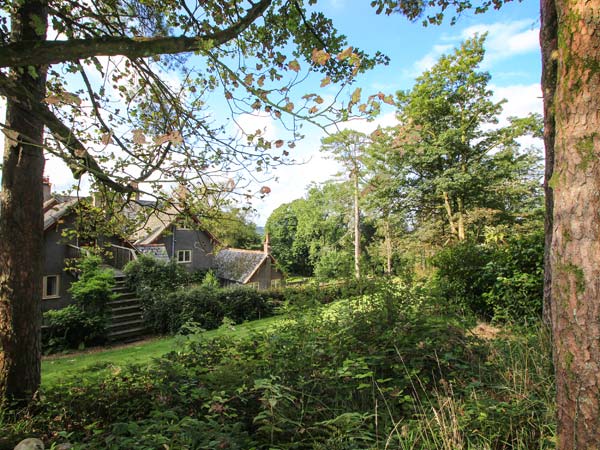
248, 281, 260, 290
43, 275, 60, 299
271, 279, 281, 288
176, 249, 192, 264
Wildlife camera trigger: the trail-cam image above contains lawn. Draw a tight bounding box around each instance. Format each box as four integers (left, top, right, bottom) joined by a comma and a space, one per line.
41, 315, 284, 388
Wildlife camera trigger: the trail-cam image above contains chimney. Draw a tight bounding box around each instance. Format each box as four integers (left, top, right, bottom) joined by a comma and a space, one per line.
42, 176, 52, 202
264, 233, 271, 254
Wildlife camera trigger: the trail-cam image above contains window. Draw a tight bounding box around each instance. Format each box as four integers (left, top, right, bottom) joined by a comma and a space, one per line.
176, 249, 192, 264
43, 275, 60, 299
248, 282, 260, 290
271, 279, 281, 288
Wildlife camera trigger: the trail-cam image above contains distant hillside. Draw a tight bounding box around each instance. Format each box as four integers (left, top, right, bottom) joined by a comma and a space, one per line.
256, 226, 265, 236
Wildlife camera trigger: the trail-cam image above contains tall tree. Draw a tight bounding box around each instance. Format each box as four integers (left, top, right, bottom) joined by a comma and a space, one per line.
321, 130, 369, 279
392, 36, 541, 242
0, 0, 387, 400
369, 0, 599, 445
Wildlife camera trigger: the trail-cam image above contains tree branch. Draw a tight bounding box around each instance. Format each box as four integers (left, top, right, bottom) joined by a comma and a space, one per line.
0, 0, 271, 68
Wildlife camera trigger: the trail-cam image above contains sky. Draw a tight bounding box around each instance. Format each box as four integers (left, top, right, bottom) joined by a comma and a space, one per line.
11, 0, 544, 226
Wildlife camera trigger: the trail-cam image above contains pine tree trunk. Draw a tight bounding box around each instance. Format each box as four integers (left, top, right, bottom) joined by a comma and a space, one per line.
457, 197, 465, 241
353, 171, 361, 280
541, 0, 557, 327
384, 219, 392, 275
0, 0, 47, 401
549, 0, 600, 447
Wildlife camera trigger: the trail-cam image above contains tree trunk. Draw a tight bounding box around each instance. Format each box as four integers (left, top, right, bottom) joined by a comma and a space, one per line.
353, 171, 361, 280
0, 0, 48, 401
383, 219, 392, 275
457, 196, 465, 241
549, 0, 600, 447
540, 0, 557, 328
442, 191, 458, 238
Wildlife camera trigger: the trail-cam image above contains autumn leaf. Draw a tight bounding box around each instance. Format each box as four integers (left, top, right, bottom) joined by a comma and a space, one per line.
224, 91, 233, 100
275, 139, 284, 148
244, 74, 254, 85
132, 129, 147, 144
284, 102, 294, 112
359, 103, 367, 112
101, 132, 113, 145
336, 46, 353, 61
260, 186, 271, 194
383, 95, 395, 105
315, 96, 324, 104
311, 48, 330, 66
43, 95, 61, 105
257, 75, 265, 87
309, 106, 318, 114
62, 92, 82, 106
351, 87, 362, 105
288, 60, 301, 72
320, 77, 331, 88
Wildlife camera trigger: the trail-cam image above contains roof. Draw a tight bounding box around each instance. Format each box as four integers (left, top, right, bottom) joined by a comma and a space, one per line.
130, 204, 221, 246
214, 249, 270, 284
43, 197, 80, 231
130, 206, 179, 245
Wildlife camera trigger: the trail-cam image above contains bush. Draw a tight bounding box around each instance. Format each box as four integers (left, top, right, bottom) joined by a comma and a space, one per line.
42, 255, 116, 353
69, 254, 116, 315
42, 305, 106, 353
314, 249, 353, 280
144, 286, 276, 334
432, 230, 544, 322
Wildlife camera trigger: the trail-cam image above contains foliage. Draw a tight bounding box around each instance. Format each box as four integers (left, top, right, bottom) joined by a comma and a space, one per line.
124, 255, 190, 295
201, 270, 220, 288
41, 256, 116, 353
142, 286, 277, 334
69, 255, 116, 315
313, 248, 353, 280
203, 207, 262, 250
432, 228, 544, 321
371, 36, 542, 244
41, 305, 106, 354
3, 284, 555, 449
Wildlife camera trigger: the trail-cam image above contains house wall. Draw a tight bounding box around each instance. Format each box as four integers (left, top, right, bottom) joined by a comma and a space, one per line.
155, 226, 216, 272
248, 257, 285, 290
42, 217, 78, 312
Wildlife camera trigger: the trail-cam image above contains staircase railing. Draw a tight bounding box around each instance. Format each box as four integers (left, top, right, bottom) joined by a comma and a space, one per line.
65, 243, 137, 271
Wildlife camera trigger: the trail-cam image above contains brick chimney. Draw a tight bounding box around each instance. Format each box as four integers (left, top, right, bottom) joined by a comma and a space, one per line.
263, 233, 271, 254
42, 176, 52, 202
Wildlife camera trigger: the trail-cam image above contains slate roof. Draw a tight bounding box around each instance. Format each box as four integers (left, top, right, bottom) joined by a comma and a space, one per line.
43, 197, 80, 231
214, 249, 270, 284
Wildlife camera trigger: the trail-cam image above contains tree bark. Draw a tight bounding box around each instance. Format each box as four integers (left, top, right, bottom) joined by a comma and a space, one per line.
0, 0, 48, 401
353, 170, 361, 280
457, 196, 465, 241
549, 0, 600, 447
442, 191, 458, 238
540, 0, 557, 327
383, 219, 392, 275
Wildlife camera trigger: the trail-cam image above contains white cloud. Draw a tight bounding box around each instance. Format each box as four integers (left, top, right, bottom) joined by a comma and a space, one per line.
491, 83, 543, 123
460, 20, 539, 65
413, 44, 454, 73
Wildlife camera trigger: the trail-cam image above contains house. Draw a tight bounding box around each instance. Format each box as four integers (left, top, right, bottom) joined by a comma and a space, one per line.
42, 179, 136, 312
130, 206, 219, 272
215, 236, 284, 290
41, 179, 284, 312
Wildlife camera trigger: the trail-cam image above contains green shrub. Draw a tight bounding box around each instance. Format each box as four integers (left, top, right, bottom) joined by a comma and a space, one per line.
143, 286, 276, 334
314, 249, 353, 280
69, 254, 116, 315
432, 230, 544, 322
42, 305, 106, 353
124, 255, 189, 296
42, 255, 116, 353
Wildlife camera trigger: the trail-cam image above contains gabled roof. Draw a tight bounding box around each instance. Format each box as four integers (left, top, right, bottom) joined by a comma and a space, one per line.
130, 205, 221, 247
44, 197, 80, 231
214, 249, 271, 284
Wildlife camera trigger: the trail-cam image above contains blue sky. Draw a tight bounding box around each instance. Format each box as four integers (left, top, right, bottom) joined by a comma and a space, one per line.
247, 0, 543, 224
37, 0, 543, 225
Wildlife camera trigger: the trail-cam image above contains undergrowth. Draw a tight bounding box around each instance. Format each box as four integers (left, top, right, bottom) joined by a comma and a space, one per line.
1, 283, 555, 449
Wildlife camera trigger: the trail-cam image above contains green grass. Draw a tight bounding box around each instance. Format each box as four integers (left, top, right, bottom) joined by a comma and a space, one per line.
41, 315, 284, 388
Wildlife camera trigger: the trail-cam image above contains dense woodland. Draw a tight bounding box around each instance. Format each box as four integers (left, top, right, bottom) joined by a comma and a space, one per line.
0, 0, 599, 448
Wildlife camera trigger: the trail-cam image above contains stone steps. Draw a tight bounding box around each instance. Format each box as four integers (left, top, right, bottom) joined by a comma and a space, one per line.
107, 276, 147, 343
